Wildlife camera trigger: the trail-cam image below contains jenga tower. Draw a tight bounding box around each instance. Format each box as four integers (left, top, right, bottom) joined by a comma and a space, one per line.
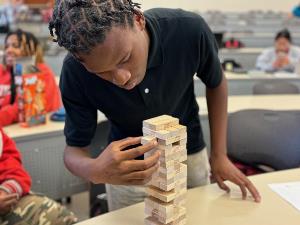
142, 115, 187, 225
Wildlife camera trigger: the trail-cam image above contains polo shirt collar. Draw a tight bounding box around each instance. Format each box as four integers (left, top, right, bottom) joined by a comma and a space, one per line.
145, 15, 164, 69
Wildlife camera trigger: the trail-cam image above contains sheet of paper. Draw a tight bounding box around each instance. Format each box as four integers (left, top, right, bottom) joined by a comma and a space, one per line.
269, 182, 300, 212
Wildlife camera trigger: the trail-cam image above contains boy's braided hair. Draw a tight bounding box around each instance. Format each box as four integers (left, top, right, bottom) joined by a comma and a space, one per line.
49, 0, 141, 54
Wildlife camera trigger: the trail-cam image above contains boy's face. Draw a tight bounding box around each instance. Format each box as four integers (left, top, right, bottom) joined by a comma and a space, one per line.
76, 15, 150, 90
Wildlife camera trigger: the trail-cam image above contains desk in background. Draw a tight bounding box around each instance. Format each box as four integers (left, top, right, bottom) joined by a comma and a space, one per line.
194, 72, 300, 96
77, 169, 300, 225
219, 48, 263, 70
3, 115, 88, 200
3, 112, 107, 200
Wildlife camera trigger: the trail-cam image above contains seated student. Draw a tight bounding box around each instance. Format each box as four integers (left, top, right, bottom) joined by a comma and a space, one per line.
0, 29, 61, 127
256, 29, 300, 73
0, 128, 78, 224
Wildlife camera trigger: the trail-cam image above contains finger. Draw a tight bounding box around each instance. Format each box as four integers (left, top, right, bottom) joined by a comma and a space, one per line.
242, 177, 261, 203
122, 140, 158, 160
123, 150, 160, 172
115, 137, 141, 150
230, 175, 254, 201
1, 194, 18, 201
3, 197, 18, 207
215, 176, 230, 193
123, 162, 159, 181
127, 177, 152, 186
238, 180, 248, 200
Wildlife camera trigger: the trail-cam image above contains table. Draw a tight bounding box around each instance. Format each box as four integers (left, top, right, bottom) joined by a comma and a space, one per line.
194, 72, 300, 96
219, 48, 263, 70
197, 94, 300, 116
77, 169, 300, 225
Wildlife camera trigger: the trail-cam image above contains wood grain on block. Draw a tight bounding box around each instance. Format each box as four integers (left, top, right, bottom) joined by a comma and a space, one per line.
145, 206, 186, 225
145, 197, 174, 216
145, 202, 181, 224
157, 133, 187, 145
141, 136, 157, 145
143, 115, 179, 131
144, 148, 158, 159
146, 186, 177, 202
159, 160, 175, 171
143, 127, 173, 140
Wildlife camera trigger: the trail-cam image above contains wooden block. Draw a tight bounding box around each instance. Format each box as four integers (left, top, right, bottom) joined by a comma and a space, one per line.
144, 115, 174, 124
141, 136, 157, 145
145, 205, 180, 224
145, 206, 186, 225
155, 130, 173, 140
143, 124, 186, 141
158, 133, 187, 145
143, 115, 179, 131
171, 124, 186, 133
174, 178, 187, 192
173, 193, 187, 207
145, 197, 175, 217
179, 154, 187, 163
159, 159, 175, 170
158, 171, 176, 180
146, 186, 177, 202
159, 181, 175, 192
143, 127, 176, 140
144, 148, 158, 159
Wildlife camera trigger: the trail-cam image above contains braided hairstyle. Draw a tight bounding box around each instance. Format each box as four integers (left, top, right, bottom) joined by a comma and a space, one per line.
3, 29, 44, 104
49, 0, 142, 54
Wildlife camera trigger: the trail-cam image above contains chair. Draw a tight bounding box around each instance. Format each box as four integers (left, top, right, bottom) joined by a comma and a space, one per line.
253, 81, 299, 95
227, 110, 300, 171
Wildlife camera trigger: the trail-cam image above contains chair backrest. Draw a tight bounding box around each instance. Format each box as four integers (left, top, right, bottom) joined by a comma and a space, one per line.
253, 81, 300, 95
227, 109, 300, 170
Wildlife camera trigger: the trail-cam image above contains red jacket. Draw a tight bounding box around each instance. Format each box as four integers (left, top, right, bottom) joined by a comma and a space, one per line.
0, 128, 31, 197
0, 63, 62, 127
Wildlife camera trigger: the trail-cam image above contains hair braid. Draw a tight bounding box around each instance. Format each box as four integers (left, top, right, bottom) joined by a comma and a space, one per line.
49, 0, 142, 54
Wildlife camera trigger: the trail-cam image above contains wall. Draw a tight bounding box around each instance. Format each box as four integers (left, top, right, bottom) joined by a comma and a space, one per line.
138, 0, 299, 12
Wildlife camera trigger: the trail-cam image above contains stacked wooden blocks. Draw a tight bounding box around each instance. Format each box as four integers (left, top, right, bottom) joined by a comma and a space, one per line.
142, 115, 187, 225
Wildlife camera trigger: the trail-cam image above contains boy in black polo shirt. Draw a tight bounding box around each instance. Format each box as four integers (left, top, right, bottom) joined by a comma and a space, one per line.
49, 0, 261, 210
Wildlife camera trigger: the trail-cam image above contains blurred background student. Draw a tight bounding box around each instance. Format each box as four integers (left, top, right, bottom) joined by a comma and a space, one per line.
0, 127, 78, 224
256, 29, 300, 73
0, 29, 61, 127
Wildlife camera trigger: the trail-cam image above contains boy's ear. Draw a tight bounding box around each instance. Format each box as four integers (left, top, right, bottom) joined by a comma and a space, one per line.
134, 12, 146, 31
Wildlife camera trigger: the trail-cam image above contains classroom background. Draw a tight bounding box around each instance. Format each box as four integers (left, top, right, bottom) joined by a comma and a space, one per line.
0, 0, 300, 224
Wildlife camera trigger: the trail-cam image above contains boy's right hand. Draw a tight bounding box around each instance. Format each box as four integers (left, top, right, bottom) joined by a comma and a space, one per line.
89, 137, 160, 185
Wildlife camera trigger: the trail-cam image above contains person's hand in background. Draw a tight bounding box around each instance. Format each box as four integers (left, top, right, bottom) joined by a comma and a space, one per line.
0, 190, 18, 216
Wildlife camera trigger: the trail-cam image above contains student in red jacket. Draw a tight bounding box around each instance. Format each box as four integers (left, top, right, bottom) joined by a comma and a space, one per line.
0, 29, 61, 127
0, 128, 77, 224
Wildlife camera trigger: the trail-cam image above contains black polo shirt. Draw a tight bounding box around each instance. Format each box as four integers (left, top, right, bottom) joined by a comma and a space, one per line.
60, 8, 223, 154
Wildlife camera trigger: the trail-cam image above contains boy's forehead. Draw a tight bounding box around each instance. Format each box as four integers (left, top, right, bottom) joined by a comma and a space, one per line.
78, 27, 132, 70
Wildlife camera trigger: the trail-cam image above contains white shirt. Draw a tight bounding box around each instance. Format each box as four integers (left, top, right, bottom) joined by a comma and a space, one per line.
256, 46, 300, 72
